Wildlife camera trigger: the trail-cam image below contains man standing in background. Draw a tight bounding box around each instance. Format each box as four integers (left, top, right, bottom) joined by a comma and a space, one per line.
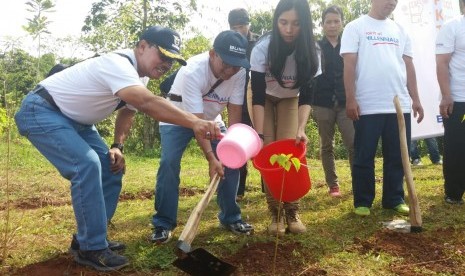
436, 0, 465, 205
228, 8, 259, 201
341, 0, 424, 216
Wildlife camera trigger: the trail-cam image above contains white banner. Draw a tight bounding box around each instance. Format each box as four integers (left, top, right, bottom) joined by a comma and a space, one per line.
394, 0, 460, 139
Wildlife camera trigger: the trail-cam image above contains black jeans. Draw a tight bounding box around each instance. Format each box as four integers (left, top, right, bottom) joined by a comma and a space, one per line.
443, 102, 465, 200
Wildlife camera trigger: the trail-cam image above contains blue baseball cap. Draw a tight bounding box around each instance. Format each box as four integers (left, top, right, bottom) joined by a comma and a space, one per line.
213, 30, 250, 69
140, 26, 187, 65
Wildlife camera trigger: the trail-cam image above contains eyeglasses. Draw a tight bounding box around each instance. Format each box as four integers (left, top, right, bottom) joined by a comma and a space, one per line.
150, 44, 174, 65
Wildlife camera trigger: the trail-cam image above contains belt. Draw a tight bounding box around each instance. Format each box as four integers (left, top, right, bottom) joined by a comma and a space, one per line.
32, 85, 59, 110
168, 94, 182, 102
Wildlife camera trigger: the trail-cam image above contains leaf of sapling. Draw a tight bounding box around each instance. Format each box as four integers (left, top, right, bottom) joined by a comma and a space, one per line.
284, 162, 291, 171
270, 154, 279, 165
291, 157, 301, 171
276, 154, 288, 167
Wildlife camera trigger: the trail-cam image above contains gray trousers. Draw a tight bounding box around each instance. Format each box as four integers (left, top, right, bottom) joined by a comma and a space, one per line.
312, 105, 355, 188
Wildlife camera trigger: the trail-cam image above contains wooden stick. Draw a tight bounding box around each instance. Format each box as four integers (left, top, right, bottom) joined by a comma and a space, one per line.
177, 173, 221, 252
393, 96, 422, 231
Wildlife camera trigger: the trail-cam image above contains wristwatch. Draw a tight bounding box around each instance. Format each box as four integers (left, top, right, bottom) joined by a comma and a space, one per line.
110, 143, 124, 153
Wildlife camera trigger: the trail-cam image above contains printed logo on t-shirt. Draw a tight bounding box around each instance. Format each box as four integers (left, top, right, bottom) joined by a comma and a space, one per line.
204, 93, 230, 104
365, 31, 399, 46
265, 72, 296, 87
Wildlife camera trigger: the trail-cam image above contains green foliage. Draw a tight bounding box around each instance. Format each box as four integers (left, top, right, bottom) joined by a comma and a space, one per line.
0, 108, 7, 135
250, 10, 273, 36
311, 0, 371, 29
23, 0, 56, 39
82, 0, 197, 52
270, 153, 301, 172
0, 49, 38, 109
23, 0, 56, 82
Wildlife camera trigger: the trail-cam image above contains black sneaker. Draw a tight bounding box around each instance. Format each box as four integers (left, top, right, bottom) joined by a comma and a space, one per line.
75, 248, 129, 271
150, 227, 172, 244
445, 196, 464, 205
69, 234, 125, 257
221, 220, 254, 235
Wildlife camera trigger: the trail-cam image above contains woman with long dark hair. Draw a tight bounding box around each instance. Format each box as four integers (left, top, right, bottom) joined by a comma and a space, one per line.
250, 0, 319, 235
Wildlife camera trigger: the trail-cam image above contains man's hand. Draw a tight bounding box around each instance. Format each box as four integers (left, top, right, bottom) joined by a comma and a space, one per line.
346, 98, 360, 121
439, 94, 454, 119
412, 100, 424, 123
295, 129, 308, 145
109, 148, 126, 174
193, 119, 221, 140
207, 153, 224, 179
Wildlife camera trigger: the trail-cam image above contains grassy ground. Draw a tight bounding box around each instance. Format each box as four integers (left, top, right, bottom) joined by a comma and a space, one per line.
1, 137, 464, 275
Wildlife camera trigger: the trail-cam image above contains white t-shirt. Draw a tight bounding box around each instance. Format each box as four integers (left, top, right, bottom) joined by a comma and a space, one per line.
436, 15, 465, 102
340, 15, 413, 115
40, 50, 147, 125
160, 52, 245, 125
250, 35, 300, 98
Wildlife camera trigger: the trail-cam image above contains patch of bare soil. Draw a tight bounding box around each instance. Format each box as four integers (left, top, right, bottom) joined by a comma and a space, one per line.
0, 198, 70, 211
5, 253, 163, 276
6, 228, 464, 276
224, 241, 326, 276
1, 188, 204, 211
352, 227, 465, 275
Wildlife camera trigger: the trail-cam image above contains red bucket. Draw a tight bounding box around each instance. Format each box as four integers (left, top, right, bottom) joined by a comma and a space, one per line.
252, 139, 311, 202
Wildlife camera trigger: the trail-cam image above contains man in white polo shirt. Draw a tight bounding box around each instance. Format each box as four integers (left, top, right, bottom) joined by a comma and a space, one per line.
15, 26, 219, 271
151, 30, 254, 243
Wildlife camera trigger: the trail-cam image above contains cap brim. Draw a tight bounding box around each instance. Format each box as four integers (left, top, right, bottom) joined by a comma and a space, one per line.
217, 52, 251, 69
159, 47, 187, 66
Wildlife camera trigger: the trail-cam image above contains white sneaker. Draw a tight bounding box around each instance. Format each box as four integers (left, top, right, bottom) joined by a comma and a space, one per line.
411, 159, 422, 166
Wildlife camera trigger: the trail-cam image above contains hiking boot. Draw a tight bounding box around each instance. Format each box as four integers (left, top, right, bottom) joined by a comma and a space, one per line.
75, 248, 129, 271
69, 234, 125, 258
445, 196, 464, 205
393, 203, 410, 215
354, 206, 370, 216
285, 210, 306, 234
411, 159, 422, 166
329, 185, 341, 197
267, 214, 285, 236
222, 220, 254, 235
150, 227, 172, 244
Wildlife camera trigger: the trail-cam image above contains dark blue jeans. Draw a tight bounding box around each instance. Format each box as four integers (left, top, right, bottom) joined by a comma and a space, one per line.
15, 93, 123, 250
352, 114, 410, 209
410, 138, 441, 163
153, 124, 242, 230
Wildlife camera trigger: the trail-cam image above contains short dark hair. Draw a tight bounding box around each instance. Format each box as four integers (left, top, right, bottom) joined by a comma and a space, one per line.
228, 8, 250, 26
47, 63, 69, 77
322, 5, 344, 23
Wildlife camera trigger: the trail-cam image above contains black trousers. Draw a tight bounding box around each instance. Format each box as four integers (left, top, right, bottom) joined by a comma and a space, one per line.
443, 102, 465, 200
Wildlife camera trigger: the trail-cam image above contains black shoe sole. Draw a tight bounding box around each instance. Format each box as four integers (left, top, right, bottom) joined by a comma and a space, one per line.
74, 254, 129, 272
